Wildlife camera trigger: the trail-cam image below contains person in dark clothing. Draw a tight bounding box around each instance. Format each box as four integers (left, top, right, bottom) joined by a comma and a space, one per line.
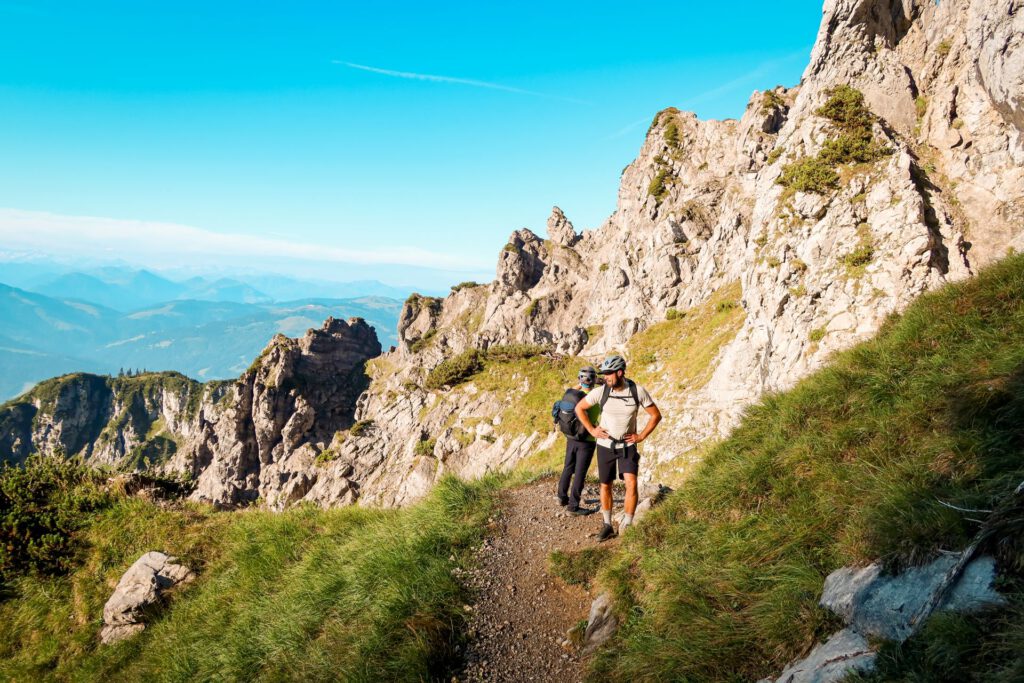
556, 366, 600, 513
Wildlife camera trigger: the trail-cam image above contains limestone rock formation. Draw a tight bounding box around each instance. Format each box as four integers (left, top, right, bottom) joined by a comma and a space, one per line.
171, 316, 380, 507
100, 551, 194, 644
0, 317, 381, 509
313, 0, 1024, 503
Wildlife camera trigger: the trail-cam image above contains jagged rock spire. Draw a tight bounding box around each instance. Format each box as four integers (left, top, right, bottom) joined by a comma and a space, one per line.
546, 206, 579, 247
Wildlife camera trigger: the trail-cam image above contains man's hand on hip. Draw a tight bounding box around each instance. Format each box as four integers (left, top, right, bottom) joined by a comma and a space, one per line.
624, 432, 644, 444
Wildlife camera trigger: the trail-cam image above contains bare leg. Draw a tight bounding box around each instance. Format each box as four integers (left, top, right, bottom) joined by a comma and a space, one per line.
600, 482, 613, 511
623, 473, 638, 515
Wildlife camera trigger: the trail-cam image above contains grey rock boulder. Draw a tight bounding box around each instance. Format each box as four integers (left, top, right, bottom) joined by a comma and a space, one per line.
773, 628, 876, 683
580, 592, 618, 656
100, 551, 194, 644
820, 553, 1006, 642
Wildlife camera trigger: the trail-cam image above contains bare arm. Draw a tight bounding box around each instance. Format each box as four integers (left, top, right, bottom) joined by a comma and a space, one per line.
625, 403, 662, 444
575, 398, 610, 440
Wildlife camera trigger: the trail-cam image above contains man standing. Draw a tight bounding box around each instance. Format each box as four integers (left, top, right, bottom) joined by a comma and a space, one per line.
556, 366, 599, 513
575, 355, 661, 541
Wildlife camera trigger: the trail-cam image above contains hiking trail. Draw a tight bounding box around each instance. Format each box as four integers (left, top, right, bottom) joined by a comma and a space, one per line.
457, 476, 621, 682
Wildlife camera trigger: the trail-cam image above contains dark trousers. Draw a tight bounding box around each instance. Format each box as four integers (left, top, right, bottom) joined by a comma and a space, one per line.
557, 438, 596, 510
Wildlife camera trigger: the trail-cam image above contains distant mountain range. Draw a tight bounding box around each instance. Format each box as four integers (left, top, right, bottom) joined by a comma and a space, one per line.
0, 276, 404, 401
0, 263, 427, 310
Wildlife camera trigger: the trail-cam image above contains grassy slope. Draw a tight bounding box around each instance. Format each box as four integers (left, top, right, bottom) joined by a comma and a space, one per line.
0, 476, 502, 682
590, 254, 1024, 681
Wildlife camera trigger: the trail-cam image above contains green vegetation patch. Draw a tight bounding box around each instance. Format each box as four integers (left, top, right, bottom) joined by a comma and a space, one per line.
628, 281, 746, 393
842, 223, 876, 277
450, 281, 480, 293
349, 419, 374, 437
473, 353, 588, 445
778, 85, 890, 196
0, 456, 113, 586
424, 350, 486, 390
424, 345, 546, 391
761, 89, 785, 113
410, 328, 437, 353
590, 254, 1024, 681
548, 546, 614, 588
0, 468, 503, 682
648, 168, 675, 203
414, 438, 437, 457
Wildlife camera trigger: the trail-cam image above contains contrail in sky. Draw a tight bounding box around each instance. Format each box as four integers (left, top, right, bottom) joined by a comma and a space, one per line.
604, 48, 810, 140
334, 60, 592, 105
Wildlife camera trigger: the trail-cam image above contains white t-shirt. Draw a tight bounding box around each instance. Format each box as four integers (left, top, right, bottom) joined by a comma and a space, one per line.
580, 381, 655, 448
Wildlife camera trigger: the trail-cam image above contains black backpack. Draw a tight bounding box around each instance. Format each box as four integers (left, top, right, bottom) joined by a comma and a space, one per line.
552, 388, 588, 440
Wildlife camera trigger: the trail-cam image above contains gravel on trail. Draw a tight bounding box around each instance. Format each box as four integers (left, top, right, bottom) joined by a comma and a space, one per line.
456, 476, 621, 683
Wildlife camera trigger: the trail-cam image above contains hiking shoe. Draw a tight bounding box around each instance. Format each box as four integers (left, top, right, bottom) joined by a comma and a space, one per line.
569, 507, 590, 516
597, 523, 617, 542
555, 496, 569, 506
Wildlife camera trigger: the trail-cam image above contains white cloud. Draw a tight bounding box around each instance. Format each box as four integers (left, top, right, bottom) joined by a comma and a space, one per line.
0, 208, 487, 271
335, 61, 592, 105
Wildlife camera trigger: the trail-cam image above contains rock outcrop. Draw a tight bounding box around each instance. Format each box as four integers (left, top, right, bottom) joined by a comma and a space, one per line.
763, 553, 1005, 682
100, 551, 194, 644
306, 0, 1024, 503
170, 316, 380, 507
0, 317, 381, 508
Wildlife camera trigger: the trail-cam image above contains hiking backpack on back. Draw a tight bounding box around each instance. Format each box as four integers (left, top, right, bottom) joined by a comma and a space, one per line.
551, 388, 588, 440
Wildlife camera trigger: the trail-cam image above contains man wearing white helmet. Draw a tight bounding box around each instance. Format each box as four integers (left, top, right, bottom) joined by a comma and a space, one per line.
574, 354, 662, 541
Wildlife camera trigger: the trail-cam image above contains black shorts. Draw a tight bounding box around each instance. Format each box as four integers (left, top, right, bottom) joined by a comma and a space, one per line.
596, 443, 639, 484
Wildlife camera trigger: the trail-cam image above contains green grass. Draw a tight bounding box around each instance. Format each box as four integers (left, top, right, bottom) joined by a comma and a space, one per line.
648, 168, 674, 203
473, 352, 588, 443
628, 282, 745, 393
778, 85, 889, 196
590, 254, 1024, 681
548, 546, 614, 588
0, 473, 503, 682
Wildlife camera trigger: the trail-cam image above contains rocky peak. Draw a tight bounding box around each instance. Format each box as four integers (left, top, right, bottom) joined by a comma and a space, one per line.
496, 229, 547, 294
546, 206, 579, 247
176, 316, 380, 507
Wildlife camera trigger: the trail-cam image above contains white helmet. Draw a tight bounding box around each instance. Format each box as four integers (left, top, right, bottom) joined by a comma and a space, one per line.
598, 355, 626, 374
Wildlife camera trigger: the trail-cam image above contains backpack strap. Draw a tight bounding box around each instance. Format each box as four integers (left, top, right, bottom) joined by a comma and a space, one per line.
599, 380, 641, 409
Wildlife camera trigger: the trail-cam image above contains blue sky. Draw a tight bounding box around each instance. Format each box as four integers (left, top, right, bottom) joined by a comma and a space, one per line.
0, 1, 823, 287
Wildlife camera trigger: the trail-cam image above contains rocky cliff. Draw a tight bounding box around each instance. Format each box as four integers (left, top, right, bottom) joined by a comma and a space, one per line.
334, 0, 1024, 502
3, 0, 1022, 510
0, 317, 380, 508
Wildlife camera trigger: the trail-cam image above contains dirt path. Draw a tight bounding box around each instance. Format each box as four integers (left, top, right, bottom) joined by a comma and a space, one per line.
457, 476, 620, 682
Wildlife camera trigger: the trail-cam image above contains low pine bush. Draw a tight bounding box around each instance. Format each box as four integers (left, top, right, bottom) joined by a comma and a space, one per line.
424, 350, 485, 390
0, 456, 112, 586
